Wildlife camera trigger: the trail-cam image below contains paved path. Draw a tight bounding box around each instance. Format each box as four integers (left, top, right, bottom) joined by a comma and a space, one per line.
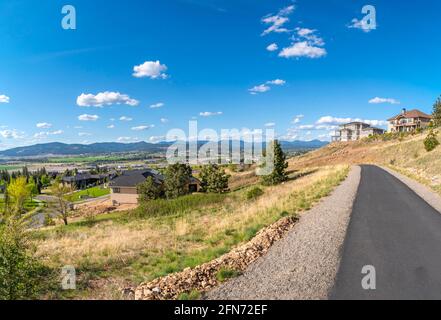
331, 165, 441, 300
207, 166, 361, 300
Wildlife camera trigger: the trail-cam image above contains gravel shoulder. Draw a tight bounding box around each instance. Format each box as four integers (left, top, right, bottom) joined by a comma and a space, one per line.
381, 166, 441, 214
206, 166, 361, 300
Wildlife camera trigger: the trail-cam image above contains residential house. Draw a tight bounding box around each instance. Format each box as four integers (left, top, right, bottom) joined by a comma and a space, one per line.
388, 109, 433, 132
62, 172, 112, 189
109, 169, 201, 205
332, 122, 385, 142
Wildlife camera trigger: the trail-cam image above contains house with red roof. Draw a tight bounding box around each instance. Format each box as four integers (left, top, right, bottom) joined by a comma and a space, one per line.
388, 109, 433, 133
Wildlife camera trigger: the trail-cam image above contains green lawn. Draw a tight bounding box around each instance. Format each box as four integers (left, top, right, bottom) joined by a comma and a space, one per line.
65, 186, 110, 202
0, 198, 43, 211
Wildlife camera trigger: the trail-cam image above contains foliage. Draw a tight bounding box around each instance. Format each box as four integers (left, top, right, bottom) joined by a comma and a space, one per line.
7, 177, 31, 215
137, 176, 163, 202
164, 163, 193, 199
432, 95, 441, 127
424, 130, 440, 152
0, 218, 41, 300
216, 268, 240, 283
199, 164, 230, 193
261, 140, 288, 186
177, 290, 201, 300
246, 187, 264, 200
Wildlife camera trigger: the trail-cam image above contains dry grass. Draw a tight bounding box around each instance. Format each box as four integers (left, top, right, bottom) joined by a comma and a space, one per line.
33, 165, 349, 299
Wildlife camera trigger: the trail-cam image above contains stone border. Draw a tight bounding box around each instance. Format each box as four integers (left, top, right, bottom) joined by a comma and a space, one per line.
135, 216, 298, 300
381, 166, 441, 213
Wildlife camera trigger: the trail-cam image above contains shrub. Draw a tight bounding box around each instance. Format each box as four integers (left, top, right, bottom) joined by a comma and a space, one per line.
178, 290, 201, 300
246, 187, 264, 200
137, 176, 163, 202
424, 130, 440, 152
0, 219, 42, 300
164, 164, 193, 199
260, 140, 288, 186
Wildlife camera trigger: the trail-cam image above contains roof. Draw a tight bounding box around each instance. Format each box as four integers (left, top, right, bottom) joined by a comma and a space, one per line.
388, 109, 433, 121
109, 169, 164, 188
62, 173, 109, 183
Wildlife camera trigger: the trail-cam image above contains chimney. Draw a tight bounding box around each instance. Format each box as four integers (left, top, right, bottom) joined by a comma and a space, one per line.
402, 108, 407, 115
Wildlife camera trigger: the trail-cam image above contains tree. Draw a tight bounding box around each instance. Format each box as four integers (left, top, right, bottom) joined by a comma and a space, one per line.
7, 177, 31, 215
137, 176, 163, 202
199, 164, 230, 193
51, 182, 75, 225
261, 140, 289, 186
424, 129, 440, 152
164, 163, 193, 199
0, 217, 41, 300
433, 95, 441, 127
27, 177, 39, 202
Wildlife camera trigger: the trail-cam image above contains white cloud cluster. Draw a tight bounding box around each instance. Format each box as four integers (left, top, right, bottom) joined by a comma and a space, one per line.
150, 102, 165, 109
266, 43, 279, 52
133, 60, 168, 79
78, 114, 99, 121
348, 18, 373, 33
249, 79, 286, 95
119, 116, 133, 122
261, 5, 295, 36
34, 130, 63, 139
279, 28, 326, 59
131, 125, 155, 131
316, 116, 388, 127
292, 114, 304, 124
36, 122, 52, 129
117, 136, 140, 143
148, 136, 166, 143
77, 91, 139, 107
0, 129, 23, 139
0, 94, 10, 103
369, 97, 400, 105
78, 132, 91, 137
199, 111, 223, 117
160, 118, 169, 124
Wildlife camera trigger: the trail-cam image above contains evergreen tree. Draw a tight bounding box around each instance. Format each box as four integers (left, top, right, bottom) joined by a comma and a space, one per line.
261, 140, 288, 186
199, 164, 230, 193
164, 163, 193, 199
433, 95, 441, 127
137, 176, 163, 202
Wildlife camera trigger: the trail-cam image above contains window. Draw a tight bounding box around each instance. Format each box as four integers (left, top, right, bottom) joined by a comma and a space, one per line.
113, 188, 121, 194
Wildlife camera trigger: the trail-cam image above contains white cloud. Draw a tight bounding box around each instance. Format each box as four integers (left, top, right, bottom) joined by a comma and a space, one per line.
1, 129, 23, 139
117, 136, 140, 143
264, 122, 276, 127
369, 97, 400, 105
316, 116, 388, 127
36, 122, 52, 129
348, 18, 374, 33
148, 135, 166, 143
150, 102, 165, 109
131, 125, 155, 131
261, 5, 295, 36
199, 111, 223, 117
107, 124, 115, 129
33, 130, 63, 139
0, 94, 10, 103
266, 79, 286, 86
266, 43, 279, 52
133, 60, 168, 79
279, 41, 327, 59
292, 114, 304, 124
160, 118, 169, 124
77, 91, 139, 107
78, 132, 92, 137
119, 116, 133, 122
249, 84, 271, 95
78, 114, 99, 121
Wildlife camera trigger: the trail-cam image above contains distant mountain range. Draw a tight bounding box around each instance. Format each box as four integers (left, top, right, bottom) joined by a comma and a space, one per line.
0, 140, 328, 158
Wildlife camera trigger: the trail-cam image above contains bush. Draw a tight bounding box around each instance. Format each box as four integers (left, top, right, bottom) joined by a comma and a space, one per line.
137, 176, 163, 202
216, 268, 240, 282
424, 130, 440, 152
164, 164, 193, 199
0, 220, 42, 300
246, 187, 264, 200
199, 164, 230, 193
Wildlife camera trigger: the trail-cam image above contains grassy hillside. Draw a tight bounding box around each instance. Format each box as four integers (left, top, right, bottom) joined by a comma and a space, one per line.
32, 165, 349, 300
289, 130, 441, 194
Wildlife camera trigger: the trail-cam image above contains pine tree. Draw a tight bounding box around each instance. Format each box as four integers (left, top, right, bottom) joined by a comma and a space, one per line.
164, 163, 193, 199
137, 176, 163, 202
261, 140, 288, 186
199, 164, 230, 193
433, 95, 441, 127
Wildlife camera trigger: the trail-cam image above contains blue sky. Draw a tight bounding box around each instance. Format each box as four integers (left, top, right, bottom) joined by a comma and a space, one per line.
0, 0, 440, 150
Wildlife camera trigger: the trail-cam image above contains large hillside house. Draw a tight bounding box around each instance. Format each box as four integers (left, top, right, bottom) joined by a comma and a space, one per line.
109, 169, 201, 205
388, 109, 433, 132
332, 122, 385, 142
62, 172, 112, 189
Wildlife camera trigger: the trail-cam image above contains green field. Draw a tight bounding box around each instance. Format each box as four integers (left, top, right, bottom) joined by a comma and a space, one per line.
0, 165, 23, 171
65, 186, 110, 202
